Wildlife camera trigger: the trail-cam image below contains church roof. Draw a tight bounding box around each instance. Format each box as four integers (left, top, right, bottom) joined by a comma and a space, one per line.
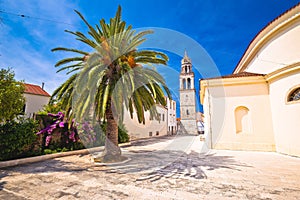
202, 72, 265, 80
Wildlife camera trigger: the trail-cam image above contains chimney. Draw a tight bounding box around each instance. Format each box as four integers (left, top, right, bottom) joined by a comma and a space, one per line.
42, 82, 45, 90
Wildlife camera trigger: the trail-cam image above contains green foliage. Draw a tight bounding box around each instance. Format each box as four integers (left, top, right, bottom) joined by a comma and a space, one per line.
51, 6, 171, 156
37, 101, 64, 115
100, 122, 129, 143
0, 118, 39, 161
118, 123, 130, 143
43, 149, 53, 155
51, 6, 172, 125
0, 68, 25, 122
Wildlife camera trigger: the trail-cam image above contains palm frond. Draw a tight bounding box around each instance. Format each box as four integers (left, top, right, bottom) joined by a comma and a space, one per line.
51, 47, 88, 55
55, 57, 83, 67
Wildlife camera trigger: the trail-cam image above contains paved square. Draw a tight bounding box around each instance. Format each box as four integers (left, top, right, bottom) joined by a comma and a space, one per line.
1, 135, 300, 199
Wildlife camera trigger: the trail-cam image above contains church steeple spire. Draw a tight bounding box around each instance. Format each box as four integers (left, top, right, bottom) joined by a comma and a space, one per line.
180, 50, 194, 89
181, 50, 191, 64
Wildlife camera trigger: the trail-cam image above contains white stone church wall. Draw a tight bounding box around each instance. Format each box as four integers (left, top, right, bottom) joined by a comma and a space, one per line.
269, 69, 300, 157
203, 81, 276, 151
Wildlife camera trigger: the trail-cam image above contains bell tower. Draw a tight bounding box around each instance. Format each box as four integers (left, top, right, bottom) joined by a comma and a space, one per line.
179, 51, 197, 134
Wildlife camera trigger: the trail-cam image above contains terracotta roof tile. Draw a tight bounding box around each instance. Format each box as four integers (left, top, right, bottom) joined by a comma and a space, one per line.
24, 83, 50, 97
202, 72, 265, 80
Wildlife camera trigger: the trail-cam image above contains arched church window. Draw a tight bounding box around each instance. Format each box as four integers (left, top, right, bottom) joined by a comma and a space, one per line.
186, 66, 189, 73
234, 106, 251, 134
287, 87, 300, 102
185, 66, 187, 73
186, 109, 189, 115
187, 78, 191, 89
183, 79, 186, 89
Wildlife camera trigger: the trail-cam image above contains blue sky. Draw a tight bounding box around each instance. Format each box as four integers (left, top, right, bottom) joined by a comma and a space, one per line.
0, 0, 299, 115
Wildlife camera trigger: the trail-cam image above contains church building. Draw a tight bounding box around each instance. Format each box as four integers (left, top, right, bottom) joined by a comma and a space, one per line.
200, 3, 300, 157
179, 51, 198, 135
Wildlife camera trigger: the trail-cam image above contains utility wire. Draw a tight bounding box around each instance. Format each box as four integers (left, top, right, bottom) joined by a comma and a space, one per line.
0, 10, 76, 27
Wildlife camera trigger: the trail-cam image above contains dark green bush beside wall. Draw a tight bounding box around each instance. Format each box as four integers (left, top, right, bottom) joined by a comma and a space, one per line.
0, 119, 39, 161
0, 118, 130, 161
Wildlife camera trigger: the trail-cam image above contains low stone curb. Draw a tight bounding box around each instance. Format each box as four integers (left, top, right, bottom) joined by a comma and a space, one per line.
0, 142, 132, 169
0, 146, 105, 169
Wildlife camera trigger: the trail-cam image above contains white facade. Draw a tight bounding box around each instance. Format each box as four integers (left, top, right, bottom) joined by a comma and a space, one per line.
200, 4, 300, 157
23, 83, 50, 118
123, 105, 168, 140
166, 97, 177, 135
24, 93, 50, 118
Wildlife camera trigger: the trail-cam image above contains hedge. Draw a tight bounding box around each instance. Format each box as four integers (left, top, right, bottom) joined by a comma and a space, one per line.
0, 118, 39, 161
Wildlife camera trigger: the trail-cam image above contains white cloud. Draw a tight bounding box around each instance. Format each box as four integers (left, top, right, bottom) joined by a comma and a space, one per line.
0, 0, 86, 94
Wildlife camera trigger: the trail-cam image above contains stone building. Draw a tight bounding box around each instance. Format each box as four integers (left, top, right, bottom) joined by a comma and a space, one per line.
179, 51, 198, 134
123, 104, 168, 140
200, 3, 300, 157
166, 97, 177, 135
23, 83, 51, 118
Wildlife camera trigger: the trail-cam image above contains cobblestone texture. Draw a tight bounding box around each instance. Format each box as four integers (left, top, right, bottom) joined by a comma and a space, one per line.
1, 135, 300, 199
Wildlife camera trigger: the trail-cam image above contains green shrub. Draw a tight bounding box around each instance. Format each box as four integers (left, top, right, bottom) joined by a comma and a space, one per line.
118, 124, 130, 143
0, 118, 39, 161
61, 147, 69, 152
100, 122, 130, 144
43, 149, 52, 154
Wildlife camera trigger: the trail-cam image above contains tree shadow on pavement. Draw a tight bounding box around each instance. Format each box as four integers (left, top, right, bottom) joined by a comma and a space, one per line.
1, 135, 251, 184
94, 149, 251, 182
1, 155, 92, 175
127, 135, 177, 147
0, 170, 8, 191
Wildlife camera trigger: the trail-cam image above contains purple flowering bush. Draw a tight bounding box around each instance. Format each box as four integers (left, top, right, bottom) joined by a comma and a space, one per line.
36, 112, 103, 151
36, 112, 79, 150
76, 121, 98, 147
36, 112, 128, 153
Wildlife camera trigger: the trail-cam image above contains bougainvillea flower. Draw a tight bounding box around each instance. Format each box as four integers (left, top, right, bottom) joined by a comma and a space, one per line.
58, 121, 65, 128
45, 135, 52, 146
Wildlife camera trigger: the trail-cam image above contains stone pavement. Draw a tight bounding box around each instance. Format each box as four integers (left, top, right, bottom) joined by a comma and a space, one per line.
1, 135, 300, 199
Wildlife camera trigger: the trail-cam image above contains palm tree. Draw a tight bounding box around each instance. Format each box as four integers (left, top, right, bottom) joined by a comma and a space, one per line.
51, 6, 171, 162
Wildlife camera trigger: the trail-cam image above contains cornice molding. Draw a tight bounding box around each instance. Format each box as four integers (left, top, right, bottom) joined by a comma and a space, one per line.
234, 5, 300, 73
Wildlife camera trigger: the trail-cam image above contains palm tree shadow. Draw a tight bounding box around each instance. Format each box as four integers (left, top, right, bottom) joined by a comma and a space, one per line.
95, 149, 251, 182
0, 156, 91, 177
0, 181, 5, 191
0, 170, 8, 191
127, 135, 176, 147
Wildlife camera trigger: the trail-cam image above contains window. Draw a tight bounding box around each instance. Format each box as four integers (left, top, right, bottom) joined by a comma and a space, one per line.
187, 78, 191, 89
183, 79, 186, 89
162, 114, 165, 121
235, 106, 251, 134
186, 109, 189, 115
149, 132, 152, 137
288, 87, 300, 102
156, 131, 159, 136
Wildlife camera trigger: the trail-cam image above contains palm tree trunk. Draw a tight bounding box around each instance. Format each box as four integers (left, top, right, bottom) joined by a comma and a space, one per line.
101, 99, 121, 161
